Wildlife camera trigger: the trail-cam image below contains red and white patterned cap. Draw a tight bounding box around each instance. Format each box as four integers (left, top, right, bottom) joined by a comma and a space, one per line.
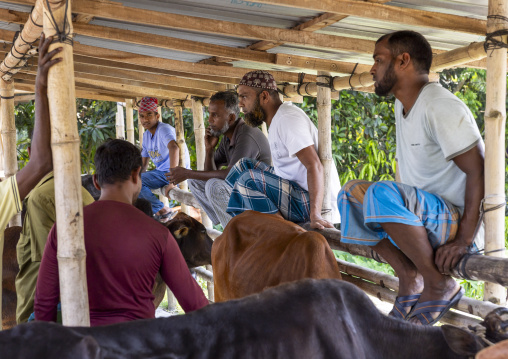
239, 70, 277, 90
139, 97, 158, 113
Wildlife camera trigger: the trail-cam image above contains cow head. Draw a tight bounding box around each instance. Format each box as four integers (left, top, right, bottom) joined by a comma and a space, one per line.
442, 307, 508, 357
164, 213, 213, 268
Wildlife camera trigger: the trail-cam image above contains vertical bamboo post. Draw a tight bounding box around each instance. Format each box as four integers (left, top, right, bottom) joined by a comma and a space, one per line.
483, 0, 508, 305
316, 71, 333, 222
261, 122, 268, 138
43, 0, 90, 326
138, 107, 144, 147
115, 103, 125, 140
125, 99, 134, 144
173, 104, 189, 215
0, 105, 4, 176
1, 80, 21, 227
0, 79, 15, 325
191, 97, 213, 228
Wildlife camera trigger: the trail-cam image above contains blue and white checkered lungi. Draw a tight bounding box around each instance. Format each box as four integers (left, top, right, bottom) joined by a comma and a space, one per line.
226, 158, 311, 223
338, 180, 460, 249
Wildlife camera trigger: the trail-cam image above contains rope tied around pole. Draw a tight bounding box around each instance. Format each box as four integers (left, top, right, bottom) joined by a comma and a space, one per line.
349, 63, 359, 91
296, 72, 313, 97
277, 82, 290, 98
456, 194, 507, 280
316, 74, 336, 92
44, 0, 74, 46
484, 15, 508, 56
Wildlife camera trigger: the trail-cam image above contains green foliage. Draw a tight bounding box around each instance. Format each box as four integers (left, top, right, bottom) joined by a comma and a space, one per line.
297, 91, 396, 185
77, 100, 117, 174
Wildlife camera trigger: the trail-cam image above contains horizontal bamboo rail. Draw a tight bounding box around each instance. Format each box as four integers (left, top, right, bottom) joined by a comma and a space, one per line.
301, 224, 508, 288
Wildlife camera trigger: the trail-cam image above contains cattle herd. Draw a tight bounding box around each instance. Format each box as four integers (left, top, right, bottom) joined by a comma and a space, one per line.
1, 177, 508, 357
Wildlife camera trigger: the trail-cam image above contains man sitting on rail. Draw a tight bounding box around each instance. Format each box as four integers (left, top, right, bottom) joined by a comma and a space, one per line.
137, 96, 190, 221
166, 90, 271, 228
34, 139, 208, 326
338, 31, 484, 325
225, 70, 341, 230
0, 32, 55, 273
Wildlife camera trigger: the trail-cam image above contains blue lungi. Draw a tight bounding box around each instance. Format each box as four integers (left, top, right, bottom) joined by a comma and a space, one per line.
338, 180, 460, 249
226, 158, 311, 223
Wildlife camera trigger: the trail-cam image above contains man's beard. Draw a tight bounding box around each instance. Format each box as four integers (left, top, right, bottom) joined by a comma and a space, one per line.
374, 61, 397, 97
243, 96, 266, 127
209, 120, 230, 137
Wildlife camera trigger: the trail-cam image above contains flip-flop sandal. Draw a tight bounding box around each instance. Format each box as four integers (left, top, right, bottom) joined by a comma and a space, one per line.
407, 287, 465, 326
388, 294, 421, 320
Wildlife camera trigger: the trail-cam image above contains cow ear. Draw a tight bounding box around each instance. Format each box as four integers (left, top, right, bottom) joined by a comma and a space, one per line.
173, 226, 189, 239
442, 325, 484, 356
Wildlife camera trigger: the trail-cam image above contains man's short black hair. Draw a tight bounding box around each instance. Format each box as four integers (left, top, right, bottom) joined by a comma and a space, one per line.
94, 139, 142, 186
210, 91, 240, 119
377, 31, 433, 74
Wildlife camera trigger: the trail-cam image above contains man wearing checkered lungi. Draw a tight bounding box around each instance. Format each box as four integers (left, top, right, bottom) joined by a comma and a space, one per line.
226, 70, 341, 229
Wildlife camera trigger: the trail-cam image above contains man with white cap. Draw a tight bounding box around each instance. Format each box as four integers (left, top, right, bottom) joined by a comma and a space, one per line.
226, 70, 341, 229
137, 97, 190, 220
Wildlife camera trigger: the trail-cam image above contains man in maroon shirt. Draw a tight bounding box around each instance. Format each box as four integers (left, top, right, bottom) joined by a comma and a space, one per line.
35, 139, 208, 326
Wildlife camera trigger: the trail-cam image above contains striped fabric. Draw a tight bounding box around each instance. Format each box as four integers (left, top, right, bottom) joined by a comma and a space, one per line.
338, 180, 460, 249
226, 158, 311, 223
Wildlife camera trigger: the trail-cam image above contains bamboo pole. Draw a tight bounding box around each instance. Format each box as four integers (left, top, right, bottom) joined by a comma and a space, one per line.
301, 224, 508, 288
0, 1, 43, 82
316, 71, 333, 222
1, 79, 21, 227
125, 99, 134, 144
173, 104, 189, 215
336, 259, 501, 319
43, 0, 90, 327
115, 102, 125, 140
190, 96, 213, 230
340, 273, 480, 327
1, 80, 16, 179
261, 122, 268, 138
138, 108, 144, 147
483, 0, 508, 306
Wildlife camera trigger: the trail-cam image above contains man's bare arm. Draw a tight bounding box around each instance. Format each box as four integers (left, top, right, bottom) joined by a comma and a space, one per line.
141, 157, 150, 174
16, 34, 61, 200
295, 145, 333, 230
435, 143, 484, 273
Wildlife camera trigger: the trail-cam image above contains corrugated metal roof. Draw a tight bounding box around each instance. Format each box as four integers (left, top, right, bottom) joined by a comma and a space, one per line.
0, 0, 493, 97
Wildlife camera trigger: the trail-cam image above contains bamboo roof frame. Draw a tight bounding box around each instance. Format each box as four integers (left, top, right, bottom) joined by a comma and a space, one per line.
0, 0, 507, 329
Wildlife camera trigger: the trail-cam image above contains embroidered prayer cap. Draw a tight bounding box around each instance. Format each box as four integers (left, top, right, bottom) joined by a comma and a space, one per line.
239, 70, 277, 91
139, 97, 158, 113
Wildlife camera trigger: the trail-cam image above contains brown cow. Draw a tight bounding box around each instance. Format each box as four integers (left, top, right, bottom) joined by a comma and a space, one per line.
212, 211, 341, 302
2, 213, 212, 330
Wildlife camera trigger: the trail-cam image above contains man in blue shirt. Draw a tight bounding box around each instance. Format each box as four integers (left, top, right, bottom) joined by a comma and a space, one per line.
138, 97, 190, 218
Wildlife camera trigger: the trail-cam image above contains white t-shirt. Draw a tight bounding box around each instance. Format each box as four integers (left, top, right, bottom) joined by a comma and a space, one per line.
268, 102, 341, 223
396, 83, 484, 248
396, 82, 483, 209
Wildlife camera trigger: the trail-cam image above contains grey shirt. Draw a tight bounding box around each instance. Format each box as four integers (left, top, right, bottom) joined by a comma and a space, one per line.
214, 119, 271, 169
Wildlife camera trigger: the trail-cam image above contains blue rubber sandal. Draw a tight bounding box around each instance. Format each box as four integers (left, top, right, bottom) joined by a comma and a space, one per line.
407, 287, 465, 326
389, 294, 421, 320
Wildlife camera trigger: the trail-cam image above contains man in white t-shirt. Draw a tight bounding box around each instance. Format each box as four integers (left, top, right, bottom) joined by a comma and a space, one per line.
338, 31, 484, 325
226, 70, 341, 230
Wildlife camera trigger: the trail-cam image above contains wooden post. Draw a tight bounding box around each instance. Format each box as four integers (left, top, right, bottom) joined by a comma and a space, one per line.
125, 99, 134, 144
191, 97, 213, 228
138, 108, 144, 147
1, 79, 21, 227
43, 0, 90, 326
316, 71, 333, 222
173, 104, 189, 215
261, 122, 268, 138
115, 103, 125, 140
483, 0, 508, 305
